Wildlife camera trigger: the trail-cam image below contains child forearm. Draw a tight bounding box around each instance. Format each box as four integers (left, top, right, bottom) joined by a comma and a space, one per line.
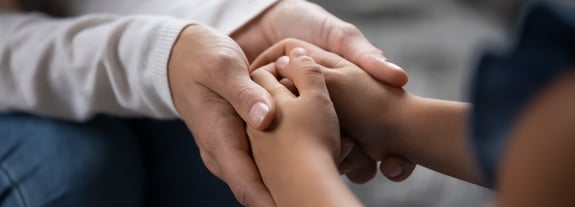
262, 145, 363, 207
393, 95, 483, 185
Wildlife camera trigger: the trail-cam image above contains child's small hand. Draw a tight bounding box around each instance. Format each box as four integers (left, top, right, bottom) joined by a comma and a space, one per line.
247, 49, 341, 198
251, 39, 416, 181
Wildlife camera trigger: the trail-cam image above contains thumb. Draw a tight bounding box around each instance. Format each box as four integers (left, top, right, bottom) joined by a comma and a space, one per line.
226, 78, 275, 130
324, 22, 409, 87
205, 50, 276, 130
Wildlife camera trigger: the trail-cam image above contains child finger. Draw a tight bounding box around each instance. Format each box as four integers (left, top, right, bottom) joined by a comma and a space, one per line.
279, 48, 329, 97
342, 147, 378, 184
251, 63, 294, 98
251, 38, 353, 71
380, 156, 416, 182
279, 78, 298, 95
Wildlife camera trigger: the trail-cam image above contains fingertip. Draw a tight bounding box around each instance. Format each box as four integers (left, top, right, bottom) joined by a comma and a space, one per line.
276, 56, 290, 71
248, 101, 272, 130
380, 156, 416, 182
346, 163, 377, 184
380, 160, 402, 179
343, 147, 378, 184
384, 61, 409, 86
361, 54, 409, 87
290, 47, 307, 57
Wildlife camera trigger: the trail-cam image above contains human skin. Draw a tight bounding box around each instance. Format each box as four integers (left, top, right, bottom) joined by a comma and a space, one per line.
253, 39, 575, 206
252, 39, 481, 184
247, 48, 363, 207
0, 0, 21, 10
169, 1, 415, 206
1, 0, 412, 206
495, 68, 575, 207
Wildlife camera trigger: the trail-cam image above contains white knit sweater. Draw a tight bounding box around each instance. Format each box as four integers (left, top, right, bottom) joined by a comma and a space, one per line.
0, 0, 276, 120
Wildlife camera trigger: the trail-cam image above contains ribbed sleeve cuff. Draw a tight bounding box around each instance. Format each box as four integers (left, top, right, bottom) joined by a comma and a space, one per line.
149, 19, 194, 117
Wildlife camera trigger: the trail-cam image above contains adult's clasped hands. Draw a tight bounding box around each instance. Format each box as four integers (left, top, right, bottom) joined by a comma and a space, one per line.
167, 0, 414, 206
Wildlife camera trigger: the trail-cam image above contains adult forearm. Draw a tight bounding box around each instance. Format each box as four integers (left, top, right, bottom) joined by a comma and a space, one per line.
40, 0, 276, 35
0, 12, 191, 120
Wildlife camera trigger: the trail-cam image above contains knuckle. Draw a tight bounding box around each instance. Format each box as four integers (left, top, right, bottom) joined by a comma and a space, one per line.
230, 84, 257, 108
295, 57, 322, 73
229, 181, 249, 205
333, 23, 361, 40
212, 47, 245, 70
306, 87, 331, 103
339, 23, 361, 37
326, 22, 363, 54
250, 68, 266, 80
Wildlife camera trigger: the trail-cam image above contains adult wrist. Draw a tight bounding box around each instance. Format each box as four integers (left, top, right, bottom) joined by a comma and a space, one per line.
149, 19, 196, 118
230, 1, 279, 61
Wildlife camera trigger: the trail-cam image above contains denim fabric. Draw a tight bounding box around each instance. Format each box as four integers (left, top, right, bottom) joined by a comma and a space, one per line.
470, 1, 575, 187
0, 113, 241, 207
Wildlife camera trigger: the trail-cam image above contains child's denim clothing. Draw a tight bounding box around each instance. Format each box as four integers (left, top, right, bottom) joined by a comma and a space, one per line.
470, 1, 575, 187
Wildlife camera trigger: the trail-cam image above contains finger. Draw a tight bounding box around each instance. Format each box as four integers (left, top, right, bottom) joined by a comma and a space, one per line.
342, 146, 377, 184
251, 38, 354, 71
186, 91, 276, 207
339, 136, 355, 163
201, 148, 279, 206
380, 156, 417, 182
251, 64, 295, 98
275, 56, 298, 95
320, 20, 409, 87
221, 148, 277, 207
205, 44, 275, 130
275, 55, 290, 72
279, 78, 297, 95
278, 48, 329, 96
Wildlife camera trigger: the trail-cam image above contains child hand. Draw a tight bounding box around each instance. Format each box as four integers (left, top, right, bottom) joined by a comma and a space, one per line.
247, 49, 342, 198
251, 39, 416, 181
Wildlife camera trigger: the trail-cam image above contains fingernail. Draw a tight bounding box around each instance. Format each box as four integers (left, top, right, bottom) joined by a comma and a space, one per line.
249, 102, 269, 127
385, 61, 405, 72
291, 48, 307, 57
276, 56, 289, 70
382, 164, 402, 178
339, 162, 352, 175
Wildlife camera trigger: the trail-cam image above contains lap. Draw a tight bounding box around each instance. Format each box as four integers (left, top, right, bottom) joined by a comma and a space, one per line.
0, 113, 240, 207
0, 113, 145, 207
125, 118, 241, 207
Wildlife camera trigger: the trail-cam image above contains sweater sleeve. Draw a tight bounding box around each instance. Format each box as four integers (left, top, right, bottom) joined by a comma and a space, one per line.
0, 12, 193, 120
36, 0, 277, 35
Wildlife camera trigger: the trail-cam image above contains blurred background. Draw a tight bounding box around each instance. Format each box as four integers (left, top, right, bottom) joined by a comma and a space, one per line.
306, 0, 527, 206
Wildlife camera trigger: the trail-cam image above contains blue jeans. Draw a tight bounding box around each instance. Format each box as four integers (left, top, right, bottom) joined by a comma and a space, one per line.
0, 113, 241, 207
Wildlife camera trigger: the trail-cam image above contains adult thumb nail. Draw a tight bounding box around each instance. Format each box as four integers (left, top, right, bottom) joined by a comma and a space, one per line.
249, 102, 270, 128
385, 61, 405, 72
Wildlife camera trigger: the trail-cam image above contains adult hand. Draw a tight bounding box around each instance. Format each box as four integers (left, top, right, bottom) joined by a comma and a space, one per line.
168, 24, 275, 206
233, 0, 408, 87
